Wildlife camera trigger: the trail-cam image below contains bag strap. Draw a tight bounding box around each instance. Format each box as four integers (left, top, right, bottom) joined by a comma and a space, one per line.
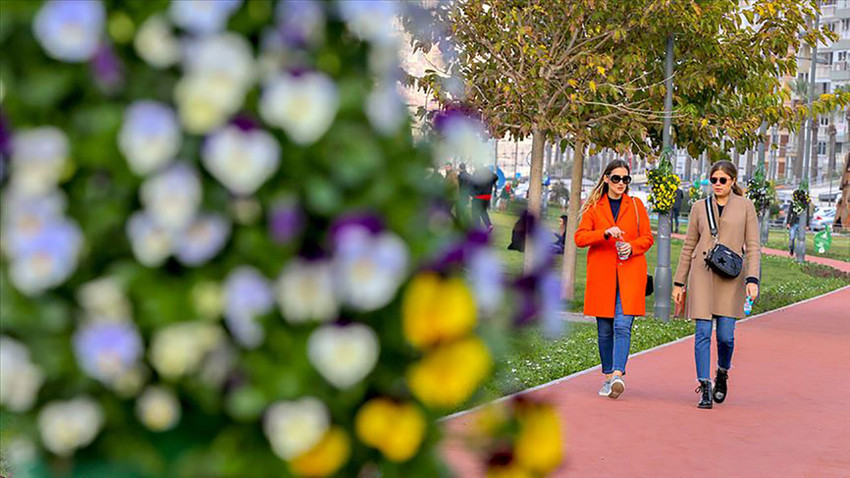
704, 195, 718, 238
632, 197, 640, 230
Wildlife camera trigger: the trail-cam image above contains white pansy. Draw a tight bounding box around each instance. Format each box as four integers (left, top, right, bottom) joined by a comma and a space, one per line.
1, 192, 66, 259
8, 217, 83, 296
33, 0, 105, 62
10, 127, 68, 197
0, 337, 45, 412
263, 397, 330, 460
436, 115, 491, 167
366, 82, 406, 136
334, 228, 409, 312
223, 266, 274, 348
338, 1, 398, 46
184, 33, 255, 90
140, 163, 201, 232
466, 248, 505, 316
173, 74, 235, 134
174, 214, 231, 266
275, 259, 338, 323
202, 126, 280, 195
37, 397, 104, 456
126, 212, 173, 267
118, 101, 181, 175
149, 322, 223, 379
260, 72, 339, 145
76, 276, 131, 322
133, 14, 180, 69
136, 386, 180, 432
307, 324, 379, 389
169, 0, 242, 35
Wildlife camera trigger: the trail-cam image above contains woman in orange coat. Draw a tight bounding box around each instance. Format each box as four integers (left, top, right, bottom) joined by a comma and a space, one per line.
575, 159, 653, 399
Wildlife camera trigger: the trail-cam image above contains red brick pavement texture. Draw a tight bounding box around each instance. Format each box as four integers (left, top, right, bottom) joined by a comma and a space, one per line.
442, 248, 850, 477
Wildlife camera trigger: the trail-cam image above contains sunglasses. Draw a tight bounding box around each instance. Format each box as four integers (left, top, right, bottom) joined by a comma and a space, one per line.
709, 176, 730, 185
608, 174, 632, 185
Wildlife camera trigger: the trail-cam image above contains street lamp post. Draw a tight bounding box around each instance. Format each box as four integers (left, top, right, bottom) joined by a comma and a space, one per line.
654, 35, 674, 322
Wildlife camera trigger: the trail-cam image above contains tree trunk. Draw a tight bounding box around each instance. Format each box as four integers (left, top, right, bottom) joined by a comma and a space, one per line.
544, 139, 553, 175
828, 124, 837, 182
746, 148, 754, 181
684, 153, 692, 182
810, 119, 820, 183
523, 126, 546, 273
560, 140, 585, 301
732, 148, 740, 173
795, 121, 806, 183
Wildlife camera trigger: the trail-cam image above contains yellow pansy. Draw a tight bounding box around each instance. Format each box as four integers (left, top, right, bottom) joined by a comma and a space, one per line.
402, 273, 476, 350
408, 337, 491, 409
487, 463, 533, 478
514, 403, 564, 475
289, 426, 350, 477
355, 398, 426, 462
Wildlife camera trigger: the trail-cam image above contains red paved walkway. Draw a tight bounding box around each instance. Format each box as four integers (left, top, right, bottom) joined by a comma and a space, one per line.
443, 286, 850, 477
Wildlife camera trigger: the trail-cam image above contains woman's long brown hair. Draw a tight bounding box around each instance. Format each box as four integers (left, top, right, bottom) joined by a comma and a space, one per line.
709, 160, 743, 196
580, 159, 631, 216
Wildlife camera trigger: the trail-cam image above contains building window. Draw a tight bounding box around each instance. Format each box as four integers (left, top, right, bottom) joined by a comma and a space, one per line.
820, 116, 830, 126
839, 51, 848, 62
818, 141, 827, 155
844, 18, 850, 31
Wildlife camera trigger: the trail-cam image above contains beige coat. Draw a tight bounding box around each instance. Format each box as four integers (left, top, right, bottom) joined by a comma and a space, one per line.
674, 193, 761, 319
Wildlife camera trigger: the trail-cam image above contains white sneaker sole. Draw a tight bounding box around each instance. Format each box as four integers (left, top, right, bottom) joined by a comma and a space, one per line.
610, 380, 625, 399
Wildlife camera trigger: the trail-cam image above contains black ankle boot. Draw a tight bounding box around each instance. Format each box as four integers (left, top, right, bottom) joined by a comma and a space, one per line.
696, 380, 713, 409
714, 369, 728, 404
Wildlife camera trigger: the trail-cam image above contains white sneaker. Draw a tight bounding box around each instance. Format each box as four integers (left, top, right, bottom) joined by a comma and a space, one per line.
609, 376, 625, 399
598, 379, 613, 397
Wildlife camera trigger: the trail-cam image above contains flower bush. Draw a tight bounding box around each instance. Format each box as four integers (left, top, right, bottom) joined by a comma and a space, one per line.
688, 181, 705, 209
746, 163, 773, 215
791, 186, 811, 216
647, 152, 681, 213
0, 1, 563, 476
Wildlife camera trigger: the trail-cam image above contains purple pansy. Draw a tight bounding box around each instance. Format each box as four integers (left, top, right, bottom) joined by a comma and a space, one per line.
73, 321, 143, 384
223, 267, 274, 348
33, 0, 105, 62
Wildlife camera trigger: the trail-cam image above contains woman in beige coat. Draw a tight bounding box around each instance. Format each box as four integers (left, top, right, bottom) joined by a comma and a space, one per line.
673, 160, 760, 409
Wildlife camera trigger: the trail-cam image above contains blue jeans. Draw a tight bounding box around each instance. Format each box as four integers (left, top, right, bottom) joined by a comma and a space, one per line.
789, 223, 799, 251
695, 316, 736, 380
596, 290, 635, 374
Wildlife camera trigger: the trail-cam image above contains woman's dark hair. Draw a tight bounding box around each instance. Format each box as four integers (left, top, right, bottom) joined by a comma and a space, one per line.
581, 159, 631, 215
709, 160, 743, 196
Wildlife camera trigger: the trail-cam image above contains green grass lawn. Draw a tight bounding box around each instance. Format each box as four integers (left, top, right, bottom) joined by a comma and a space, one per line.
762, 228, 850, 262
476, 210, 850, 403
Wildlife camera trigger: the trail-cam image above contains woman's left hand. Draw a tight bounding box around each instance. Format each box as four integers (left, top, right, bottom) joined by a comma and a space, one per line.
746, 283, 759, 300
618, 241, 632, 257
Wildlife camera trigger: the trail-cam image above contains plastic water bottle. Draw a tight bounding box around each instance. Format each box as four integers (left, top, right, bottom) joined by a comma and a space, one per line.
616, 240, 629, 260
743, 296, 753, 316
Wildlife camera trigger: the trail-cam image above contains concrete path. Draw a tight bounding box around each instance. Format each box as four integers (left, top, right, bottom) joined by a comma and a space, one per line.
442, 287, 850, 477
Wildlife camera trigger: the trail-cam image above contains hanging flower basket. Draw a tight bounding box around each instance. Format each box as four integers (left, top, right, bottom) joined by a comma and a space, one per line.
647, 151, 682, 213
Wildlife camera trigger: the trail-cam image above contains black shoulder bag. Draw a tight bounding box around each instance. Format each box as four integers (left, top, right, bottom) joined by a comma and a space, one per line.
703, 196, 743, 279
633, 198, 654, 296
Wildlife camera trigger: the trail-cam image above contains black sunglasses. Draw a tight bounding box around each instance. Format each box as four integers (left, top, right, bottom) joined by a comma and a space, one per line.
609, 174, 632, 184
709, 177, 730, 185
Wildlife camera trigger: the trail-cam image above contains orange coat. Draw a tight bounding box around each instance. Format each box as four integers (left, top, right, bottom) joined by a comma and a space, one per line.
574, 194, 654, 318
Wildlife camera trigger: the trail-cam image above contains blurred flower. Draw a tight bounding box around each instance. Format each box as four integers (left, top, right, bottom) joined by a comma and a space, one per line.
466, 248, 505, 317
175, 33, 255, 134
514, 402, 563, 475
202, 125, 280, 196
8, 215, 82, 296
149, 322, 224, 379
268, 198, 304, 243
264, 397, 330, 460
140, 162, 201, 232
199, 343, 237, 388
223, 267, 274, 348
275, 0, 325, 48
134, 14, 180, 68
276, 259, 338, 324
333, 225, 408, 312
366, 82, 406, 136
73, 321, 143, 384
355, 398, 426, 462
33, 0, 105, 62
0, 110, 11, 162
169, 0, 241, 35
111, 365, 147, 398
10, 126, 68, 197
290, 426, 350, 478
37, 397, 104, 456
76, 276, 132, 322
90, 43, 123, 93
260, 72, 339, 146
118, 101, 181, 176
408, 336, 491, 409
307, 323, 379, 389
338, 1, 398, 46
402, 273, 477, 350
539, 272, 565, 339
126, 211, 173, 267
136, 386, 180, 432
174, 214, 231, 266
191, 281, 224, 320
231, 197, 262, 225
1, 192, 67, 259
0, 336, 45, 412
433, 111, 491, 167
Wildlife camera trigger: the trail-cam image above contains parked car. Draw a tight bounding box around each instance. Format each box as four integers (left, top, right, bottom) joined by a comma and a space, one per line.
811, 207, 837, 231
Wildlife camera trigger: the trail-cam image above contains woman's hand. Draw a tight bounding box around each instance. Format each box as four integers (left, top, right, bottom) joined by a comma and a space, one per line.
746, 283, 759, 300
617, 241, 632, 257
673, 285, 685, 304
605, 226, 624, 239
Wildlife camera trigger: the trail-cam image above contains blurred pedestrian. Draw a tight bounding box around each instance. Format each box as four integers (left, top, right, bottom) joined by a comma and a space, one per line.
471, 165, 498, 232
